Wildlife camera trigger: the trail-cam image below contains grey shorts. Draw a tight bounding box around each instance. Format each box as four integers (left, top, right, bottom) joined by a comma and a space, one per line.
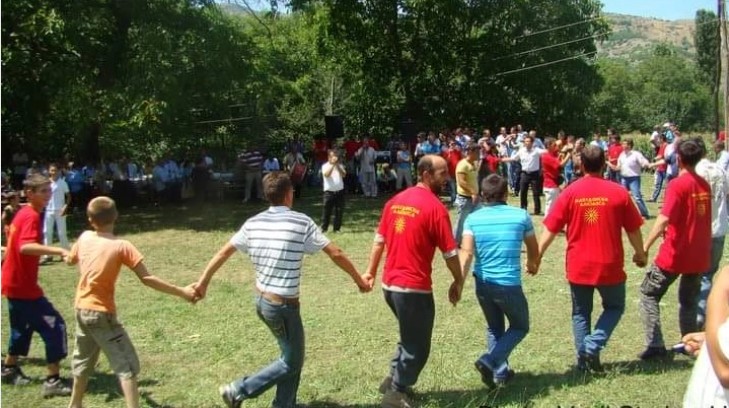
72, 309, 140, 379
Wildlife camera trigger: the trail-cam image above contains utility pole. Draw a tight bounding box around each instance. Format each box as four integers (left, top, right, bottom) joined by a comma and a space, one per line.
721, 0, 728, 145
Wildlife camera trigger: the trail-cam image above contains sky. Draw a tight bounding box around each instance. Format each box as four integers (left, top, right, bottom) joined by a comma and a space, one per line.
601, 0, 719, 20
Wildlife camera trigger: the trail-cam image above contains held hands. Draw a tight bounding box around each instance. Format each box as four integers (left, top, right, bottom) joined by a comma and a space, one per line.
448, 280, 463, 306
526, 259, 539, 276
681, 332, 705, 357
181, 284, 201, 304
632, 251, 648, 268
359, 272, 376, 293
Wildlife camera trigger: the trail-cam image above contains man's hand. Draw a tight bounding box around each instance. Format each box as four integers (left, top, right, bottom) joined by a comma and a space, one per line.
633, 251, 647, 268
681, 332, 706, 357
448, 280, 463, 306
354, 274, 373, 293
526, 260, 539, 275
361, 273, 375, 292
192, 281, 208, 300
182, 284, 200, 304
471, 194, 479, 204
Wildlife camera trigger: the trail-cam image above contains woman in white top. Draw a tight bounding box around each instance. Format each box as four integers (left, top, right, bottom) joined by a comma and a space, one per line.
683, 266, 729, 407
609, 139, 651, 218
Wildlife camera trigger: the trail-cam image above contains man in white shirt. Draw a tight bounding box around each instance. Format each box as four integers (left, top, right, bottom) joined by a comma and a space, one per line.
321, 150, 346, 232
695, 155, 729, 329
611, 138, 651, 219
713, 141, 729, 172
42, 163, 71, 263
503, 135, 547, 215
356, 136, 377, 197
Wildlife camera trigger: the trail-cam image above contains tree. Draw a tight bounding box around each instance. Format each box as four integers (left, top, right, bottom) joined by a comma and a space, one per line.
694, 9, 720, 136
2, 0, 256, 163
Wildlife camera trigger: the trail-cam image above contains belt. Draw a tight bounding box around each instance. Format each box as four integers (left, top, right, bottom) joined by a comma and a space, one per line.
521, 170, 540, 174
256, 288, 300, 307
457, 194, 472, 199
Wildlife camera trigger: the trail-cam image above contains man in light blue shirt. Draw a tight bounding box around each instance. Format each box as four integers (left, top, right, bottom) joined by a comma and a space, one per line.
460, 174, 540, 388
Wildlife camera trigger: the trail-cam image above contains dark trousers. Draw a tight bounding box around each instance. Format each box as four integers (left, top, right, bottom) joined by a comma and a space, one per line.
520, 170, 541, 214
7, 297, 68, 364
321, 190, 344, 232
384, 290, 435, 392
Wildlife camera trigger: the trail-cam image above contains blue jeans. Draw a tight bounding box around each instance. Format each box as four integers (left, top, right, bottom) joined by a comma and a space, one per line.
620, 176, 649, 218
231, 296, 305, 408
697, 236, 726, 329
509, 161, 521, 194
446, 179, 456, 205
570, 283, 625, 357
453, 195, 480, 244
650, 170, 666, 201
384, 290, 435, 392
474, 281, 529, 379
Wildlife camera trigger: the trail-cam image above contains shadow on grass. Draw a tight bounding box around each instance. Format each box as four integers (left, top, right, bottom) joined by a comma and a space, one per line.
420, 358, 694, 407
84, 372, 158, 404
72, 188, 396, 236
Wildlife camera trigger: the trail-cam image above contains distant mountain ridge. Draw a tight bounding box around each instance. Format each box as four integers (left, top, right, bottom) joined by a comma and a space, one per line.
598, 13, 698, 60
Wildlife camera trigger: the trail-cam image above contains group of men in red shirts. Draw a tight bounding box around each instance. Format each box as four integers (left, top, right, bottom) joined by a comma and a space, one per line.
367, 135, 711, 407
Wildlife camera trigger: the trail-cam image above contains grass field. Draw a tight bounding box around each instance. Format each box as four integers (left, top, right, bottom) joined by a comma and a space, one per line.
1, 174, 722, 408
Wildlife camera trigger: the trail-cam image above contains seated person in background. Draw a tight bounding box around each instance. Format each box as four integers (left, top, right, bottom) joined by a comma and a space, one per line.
378, 163, 397, 193
683, 265, 729, 407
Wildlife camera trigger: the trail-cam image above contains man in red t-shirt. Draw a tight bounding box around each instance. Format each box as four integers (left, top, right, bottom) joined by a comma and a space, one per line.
638, 138, 712, 361
649, 133, 669, 202
539, 145, 647, 372
541, 137, 570, 217
1, 174, 72, 396
606, 132, 623, 183
363, 155, 463, 408
442, 140, 462, 205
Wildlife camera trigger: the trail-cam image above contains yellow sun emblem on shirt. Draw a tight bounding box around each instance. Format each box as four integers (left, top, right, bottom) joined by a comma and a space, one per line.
584, 208, 599, 225
394, 217, 406, 234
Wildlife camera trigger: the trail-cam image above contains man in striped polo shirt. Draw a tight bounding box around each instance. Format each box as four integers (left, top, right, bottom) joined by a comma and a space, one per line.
238, 147, 264, 203
193, 172, 370, 408
459, 174, 539, 388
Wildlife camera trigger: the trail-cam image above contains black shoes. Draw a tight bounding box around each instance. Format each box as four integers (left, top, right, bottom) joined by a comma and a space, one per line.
577, 352, 604, 373
474, 361, 495, 388
638, 346, 671, 361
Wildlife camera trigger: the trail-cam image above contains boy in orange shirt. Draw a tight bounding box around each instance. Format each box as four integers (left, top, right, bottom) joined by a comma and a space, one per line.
66, 196, 198, 408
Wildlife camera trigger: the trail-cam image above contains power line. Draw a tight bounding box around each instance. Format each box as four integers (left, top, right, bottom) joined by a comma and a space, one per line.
492, 33, 606, 61
494, 51, 597, 77
515, 17, 601, 40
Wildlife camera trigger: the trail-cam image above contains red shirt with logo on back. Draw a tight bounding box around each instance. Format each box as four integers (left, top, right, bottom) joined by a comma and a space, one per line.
541, 152, 562, 189
607, 143, 623, 165
377, 185, 457, 291
1, 205, 44, 299
654, 172, 711, 274
543, 175, 644, 285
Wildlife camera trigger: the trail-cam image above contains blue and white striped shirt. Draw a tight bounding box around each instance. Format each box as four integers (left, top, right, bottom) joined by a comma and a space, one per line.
230, 206, 330, 297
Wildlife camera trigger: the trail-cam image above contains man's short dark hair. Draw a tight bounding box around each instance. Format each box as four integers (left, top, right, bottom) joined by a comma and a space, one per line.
580, 145, 606, 174
480, 174, 508, 202
262, 171, 293, 205
544, 137, 556, 148
715, 140, 726, 151
623, 138, 634, 148
677, 138, 705, 167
